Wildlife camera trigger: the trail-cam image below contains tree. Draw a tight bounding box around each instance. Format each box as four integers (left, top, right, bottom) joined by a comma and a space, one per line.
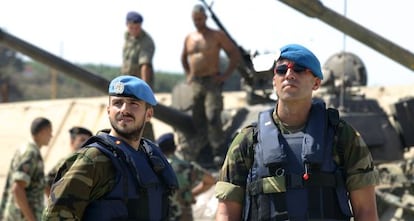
0, 45, 24, 102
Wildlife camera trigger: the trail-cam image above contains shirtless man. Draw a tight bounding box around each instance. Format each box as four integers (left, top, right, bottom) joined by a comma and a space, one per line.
181, 4, 240, 167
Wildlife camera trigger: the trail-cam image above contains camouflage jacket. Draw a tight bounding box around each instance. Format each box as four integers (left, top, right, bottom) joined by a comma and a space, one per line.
45, 158, 65, 188
215, 110, 380, 204
167, 154, 206, 221
42, 147, 116, 220
0, 141, 46, 221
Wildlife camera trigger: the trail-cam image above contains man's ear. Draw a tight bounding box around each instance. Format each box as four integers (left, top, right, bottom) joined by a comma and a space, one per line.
145, 107, 154, 122
313, 78, 321, 90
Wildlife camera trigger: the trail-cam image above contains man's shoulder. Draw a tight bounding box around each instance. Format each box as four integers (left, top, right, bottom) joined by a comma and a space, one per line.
69, 146, 112, 164
141, 30, 155, 44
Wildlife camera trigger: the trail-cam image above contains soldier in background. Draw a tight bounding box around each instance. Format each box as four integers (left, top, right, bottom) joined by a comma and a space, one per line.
44, 126, 92, 197
157, 132, 216, 221
181, 4, 240, 166
121, 10, 156, 141
0, 117, 53, 221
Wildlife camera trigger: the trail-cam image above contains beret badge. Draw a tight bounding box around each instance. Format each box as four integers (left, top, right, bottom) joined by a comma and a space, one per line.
113, 81, 125, 94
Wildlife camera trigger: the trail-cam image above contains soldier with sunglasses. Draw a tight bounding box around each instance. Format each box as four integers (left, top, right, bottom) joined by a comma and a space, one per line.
215, 44, 379, 221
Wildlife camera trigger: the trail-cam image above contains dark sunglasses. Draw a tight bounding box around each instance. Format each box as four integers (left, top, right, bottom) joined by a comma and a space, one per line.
274, 63, 308, 75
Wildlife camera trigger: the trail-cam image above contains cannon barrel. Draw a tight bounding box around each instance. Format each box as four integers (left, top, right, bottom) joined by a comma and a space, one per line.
278, 0, 414, 71
0, 28, 195, 136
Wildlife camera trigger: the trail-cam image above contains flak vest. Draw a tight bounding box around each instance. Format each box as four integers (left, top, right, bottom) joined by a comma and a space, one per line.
244, 102, 352, 221
81, 133, 178, 221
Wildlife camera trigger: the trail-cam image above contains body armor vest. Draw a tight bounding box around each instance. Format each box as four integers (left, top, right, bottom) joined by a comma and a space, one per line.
81, 133, 178, 221
244, 102, 352, 221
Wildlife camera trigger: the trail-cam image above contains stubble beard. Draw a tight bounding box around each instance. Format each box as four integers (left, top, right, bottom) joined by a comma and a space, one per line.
109, 118, 144, 141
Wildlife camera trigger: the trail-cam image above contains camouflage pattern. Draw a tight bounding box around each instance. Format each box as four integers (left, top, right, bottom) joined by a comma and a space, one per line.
121, 30, 155, 87
167, 154, 206, 221
45, 158, 65, 188
0, 141, 46, 221
181, 76, 224, 161
215, 116, 380, 204
42, 147, 116, 220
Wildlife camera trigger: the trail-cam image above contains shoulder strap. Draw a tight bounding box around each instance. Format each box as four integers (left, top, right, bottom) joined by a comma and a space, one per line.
327, 108, 345, 168
327, 108, 340, 127
251, 122, 258, 144
141, 139, 165, 173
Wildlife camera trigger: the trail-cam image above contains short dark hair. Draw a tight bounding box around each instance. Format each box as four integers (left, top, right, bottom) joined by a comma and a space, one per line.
69, 126, 93, 140
30, 117, 51, 135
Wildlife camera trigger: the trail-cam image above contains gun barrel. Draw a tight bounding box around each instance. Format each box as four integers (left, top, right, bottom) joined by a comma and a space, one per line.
0, 28, 196, 135
0, 28, 109, 92
278, 0, 414, 71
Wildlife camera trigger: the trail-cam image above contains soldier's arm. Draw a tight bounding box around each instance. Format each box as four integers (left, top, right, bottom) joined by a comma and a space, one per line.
340, 121, 379, 220
190, 163, 216, 197
140, 64, 153, 84
216, 30, 240, 81
43, 147, 115, 220
12, 180, 36, 221
215, 126, 255, 220
216, 200, 242, 221
11, 145, 39, 221
181, 35, 192, 83
349, 185, 379, 221
138, 37, 155, 84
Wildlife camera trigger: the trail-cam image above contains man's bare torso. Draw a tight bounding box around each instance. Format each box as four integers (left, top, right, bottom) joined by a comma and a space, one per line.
184, 29, 222, 77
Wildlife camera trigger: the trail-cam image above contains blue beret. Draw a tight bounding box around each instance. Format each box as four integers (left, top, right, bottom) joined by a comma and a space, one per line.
126, 11, 143, 23
278, 44, 323, 80
108, 75, 157, 106
156, 133, 176, 152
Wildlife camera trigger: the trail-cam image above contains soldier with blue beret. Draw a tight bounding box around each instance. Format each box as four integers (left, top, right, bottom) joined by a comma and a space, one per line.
215, 44, 379, 221
109, 75, 157, 106
122, 10, 155, 88
126, 11, 143, 24
278, 43, 323, 80
43, 75, 178, 221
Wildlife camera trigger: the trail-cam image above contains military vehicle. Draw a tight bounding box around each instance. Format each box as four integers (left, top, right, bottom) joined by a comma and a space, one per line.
1, 0, 414, 220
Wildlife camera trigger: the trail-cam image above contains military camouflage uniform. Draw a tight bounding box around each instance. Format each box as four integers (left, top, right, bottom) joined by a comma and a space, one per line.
121, 31, 155, 88
215, 111, 379, 204
183, 76, 225, 161
42, 147, 116, 220
45, 158, 65, 188
0, 141, 46, 221
167, 154, 206, 221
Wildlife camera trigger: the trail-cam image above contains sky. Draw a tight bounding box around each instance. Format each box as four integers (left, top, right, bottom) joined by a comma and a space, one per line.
1, 0, 414, 87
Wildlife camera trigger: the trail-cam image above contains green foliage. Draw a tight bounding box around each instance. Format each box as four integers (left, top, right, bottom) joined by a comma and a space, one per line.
3, 57, 242, 102
4, 61, 188, 102
154, 72, 185, 93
